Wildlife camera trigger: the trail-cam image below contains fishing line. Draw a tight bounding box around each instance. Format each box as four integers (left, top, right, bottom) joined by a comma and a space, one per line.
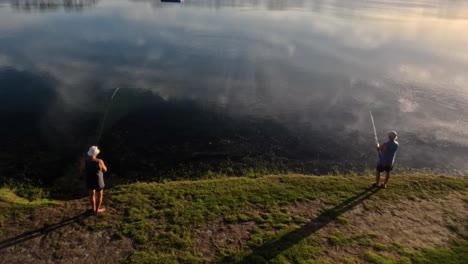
95, 58, 150, 144
96, 87, 120, 144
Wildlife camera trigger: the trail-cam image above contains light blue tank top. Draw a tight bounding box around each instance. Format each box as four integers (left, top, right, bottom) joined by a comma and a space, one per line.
379, 140, 398, 165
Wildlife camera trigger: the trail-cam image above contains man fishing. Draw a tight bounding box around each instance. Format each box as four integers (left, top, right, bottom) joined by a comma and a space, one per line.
80, 146, 108, 214
374, 131, 399, 189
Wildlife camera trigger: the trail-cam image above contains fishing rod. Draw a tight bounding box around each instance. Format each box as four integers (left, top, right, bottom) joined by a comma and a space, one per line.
96, 87, 120, 144
369, 111, 381, 159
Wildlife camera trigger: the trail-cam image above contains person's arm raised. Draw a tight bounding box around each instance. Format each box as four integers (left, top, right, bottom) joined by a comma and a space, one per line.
99, 159, 108, 173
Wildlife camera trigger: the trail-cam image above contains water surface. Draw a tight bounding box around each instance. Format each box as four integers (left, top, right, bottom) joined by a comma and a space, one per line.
1, 0, 468, 182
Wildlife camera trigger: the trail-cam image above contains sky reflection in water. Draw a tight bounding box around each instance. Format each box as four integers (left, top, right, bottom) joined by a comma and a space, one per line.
1, 0, 468, 173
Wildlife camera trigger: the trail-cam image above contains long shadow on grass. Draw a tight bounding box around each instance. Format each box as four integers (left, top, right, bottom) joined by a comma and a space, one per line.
235, 186, 380, 263
0, 211, 93, 250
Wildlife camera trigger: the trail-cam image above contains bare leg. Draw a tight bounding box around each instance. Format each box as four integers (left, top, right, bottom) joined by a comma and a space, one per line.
96, 189, 106, 213
374, 171, 381, 186
89, 190, 96, 212
383, 171, 390, 187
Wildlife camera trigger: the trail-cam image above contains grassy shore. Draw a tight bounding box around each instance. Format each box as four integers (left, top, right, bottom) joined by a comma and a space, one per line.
1, 174, 467, 263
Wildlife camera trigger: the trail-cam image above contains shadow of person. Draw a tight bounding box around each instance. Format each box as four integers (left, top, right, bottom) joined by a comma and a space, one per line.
0, 211, 93, 250
232, 186, 380, 263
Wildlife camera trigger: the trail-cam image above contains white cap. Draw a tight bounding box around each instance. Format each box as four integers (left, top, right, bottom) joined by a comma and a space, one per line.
388, 131, 398, 139
87, 146, 100, 157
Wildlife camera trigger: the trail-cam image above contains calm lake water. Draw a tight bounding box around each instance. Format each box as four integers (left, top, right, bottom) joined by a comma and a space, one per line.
1, 0, 468, 182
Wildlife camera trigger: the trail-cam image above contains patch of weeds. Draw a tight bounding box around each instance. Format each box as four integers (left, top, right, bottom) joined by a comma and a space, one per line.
113, 230, 124, 240
388, 242, 405, 253
248, 233, 264, 247
0, 188, 58, 220
307, 259, 333, 264
405, 239, 468, 264
13, 183, 50, 201
130, 251, 178, 264
353, 234, 379, 247
259, 222, 272, 229
224, 214, 238, 223
260, 212, 273, 222
363, 251, 395, 264
355, 237, 372, 247
362, 200, 381, 211
271, 211, 291, 224
328, 232, 351, 247
292, 215, 305, 223
323, 195, 341, 206
120, 221, 154, 244
269, 254, 289, 264
218, 247, 248, 263
154, 231, 193, 251
447, 224, 468, 240
88, 221, 112, 231
318, 207, 339, 221
237, 213, 251, 222
336, 215, 349, 225
462, 197, 468, 204
398, 257, 412, 264
283, 242, 321, 262
246, 168, 257, 178
372, 242, 387, 251
116, 191, 150, 208
408, 248, 449, 264
340, 257, 358, 264
272, 223, 289, 229
249, 213, 265, 224
250, 226, 262, 234
127, 207, 149, 222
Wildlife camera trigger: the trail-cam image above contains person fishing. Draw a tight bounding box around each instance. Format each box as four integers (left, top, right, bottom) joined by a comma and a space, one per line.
373, 131, 398, 189
80, 146, 108, 213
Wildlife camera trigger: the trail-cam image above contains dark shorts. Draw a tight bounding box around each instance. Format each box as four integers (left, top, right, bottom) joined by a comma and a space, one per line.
376, 163, 393, 172
88, 187, 104, 191
86, 174, 105, 190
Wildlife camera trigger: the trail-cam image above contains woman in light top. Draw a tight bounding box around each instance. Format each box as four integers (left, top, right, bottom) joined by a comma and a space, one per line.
80, 146, 108, 214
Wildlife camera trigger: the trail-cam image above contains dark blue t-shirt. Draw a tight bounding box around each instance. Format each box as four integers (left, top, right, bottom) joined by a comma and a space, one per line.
379, 140, 398, 166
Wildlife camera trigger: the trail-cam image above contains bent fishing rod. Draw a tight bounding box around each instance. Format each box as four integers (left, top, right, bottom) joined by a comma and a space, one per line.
369, 111, 381, 159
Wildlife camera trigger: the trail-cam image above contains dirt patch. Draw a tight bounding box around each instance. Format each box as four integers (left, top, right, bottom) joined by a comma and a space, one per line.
192, 220, 256, 260
285, 199, 324, 223
0, 198, 134, 264
346, 192, 468, 248
191, 200, 325, 260
320, 191, 468, 261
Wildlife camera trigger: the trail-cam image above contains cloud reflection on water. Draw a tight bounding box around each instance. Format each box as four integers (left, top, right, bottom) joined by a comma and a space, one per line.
0, 0, 468, 172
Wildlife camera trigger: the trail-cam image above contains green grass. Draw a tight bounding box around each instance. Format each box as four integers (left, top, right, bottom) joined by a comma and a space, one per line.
105, 174, 468, 262
2, 174, 467, 263
328, 232, 351, 247
0, 187, 58, 228
363, 251, 396, 264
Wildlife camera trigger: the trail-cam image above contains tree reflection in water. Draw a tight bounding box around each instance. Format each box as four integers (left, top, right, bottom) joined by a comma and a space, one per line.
11, 0, 98, 11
